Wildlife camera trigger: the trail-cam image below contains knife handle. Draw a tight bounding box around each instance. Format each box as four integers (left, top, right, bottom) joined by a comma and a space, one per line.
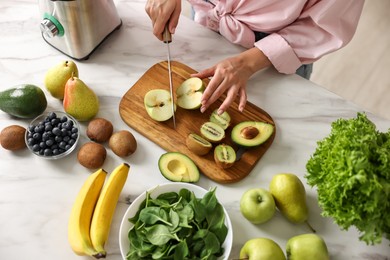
163, 25, 172, 43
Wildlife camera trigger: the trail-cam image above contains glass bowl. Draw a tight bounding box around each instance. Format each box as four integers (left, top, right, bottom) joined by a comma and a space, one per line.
25, 111, 80, 160
119, 182, 233, 260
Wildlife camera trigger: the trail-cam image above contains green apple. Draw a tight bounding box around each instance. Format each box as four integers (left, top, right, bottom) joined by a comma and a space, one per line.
176, 77, 205, 109
240, 188, 276, 224
144, 89, 176, 121
286, 233, 329, 260
44, 60, 78, 99
240, 238, 286, 260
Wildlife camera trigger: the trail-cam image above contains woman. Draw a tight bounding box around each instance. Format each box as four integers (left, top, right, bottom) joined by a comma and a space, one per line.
145, 0, 365, 114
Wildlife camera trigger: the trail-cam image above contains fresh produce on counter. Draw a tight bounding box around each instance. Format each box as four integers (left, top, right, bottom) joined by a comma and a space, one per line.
176, 77, 205, 110
231, 121, 274, 148
77, 142, 107, 169
200, 121, 225, 143
68, 163, 130, 258
214, 144, 236, 169
86, 118, 114, 143
0, 84, 47, 119
144, 89, 176, 121
0, 125, 26, 151
44, 60, 79, 100
68, 168, 107, 259
126, 187, 228, 259
185, 133, 212, 156
90, 163, 130, 257
306, 112, 390, 245
239, 233, 330, 260
209, 109, 231, 130
240, 188, 276, 224
270, 173, 315, 233
240, 237, 286, 260
286, 233, 330, 260
158, 152, 200, 183
109, 130, 137, 157
63, 76, 99, 121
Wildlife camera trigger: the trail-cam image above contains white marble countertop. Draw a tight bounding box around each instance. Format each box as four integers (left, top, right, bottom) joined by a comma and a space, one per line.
0, 1, 389, 259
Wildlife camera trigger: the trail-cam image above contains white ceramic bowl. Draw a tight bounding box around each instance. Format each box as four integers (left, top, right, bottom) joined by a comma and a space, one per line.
119, 182, 233, 260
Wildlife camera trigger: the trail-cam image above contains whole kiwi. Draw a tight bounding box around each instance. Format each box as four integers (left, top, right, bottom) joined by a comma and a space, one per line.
109, 130, 137, 157
0, 125, 27, 151
86, 118, 113, 143
77, 142, 107, 169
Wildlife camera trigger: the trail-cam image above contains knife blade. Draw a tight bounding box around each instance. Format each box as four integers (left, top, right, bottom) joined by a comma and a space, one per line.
163, 26, 176, 129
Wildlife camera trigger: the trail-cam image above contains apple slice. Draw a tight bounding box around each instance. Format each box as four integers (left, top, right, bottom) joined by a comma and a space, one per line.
144, 89, 176, 121
176, 77, 205, 109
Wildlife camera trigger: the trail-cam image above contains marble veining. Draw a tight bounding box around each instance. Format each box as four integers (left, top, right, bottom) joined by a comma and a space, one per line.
0, 1, 389, 260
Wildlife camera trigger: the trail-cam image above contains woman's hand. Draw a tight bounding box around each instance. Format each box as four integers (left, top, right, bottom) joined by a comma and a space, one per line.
192, 47, 271, 114
145, 0, 181, 41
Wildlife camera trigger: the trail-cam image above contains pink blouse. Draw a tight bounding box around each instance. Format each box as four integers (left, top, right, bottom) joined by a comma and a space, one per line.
187, 0, 365, 74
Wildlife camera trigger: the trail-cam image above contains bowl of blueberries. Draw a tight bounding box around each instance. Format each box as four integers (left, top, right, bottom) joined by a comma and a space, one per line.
25, 111, 80, 159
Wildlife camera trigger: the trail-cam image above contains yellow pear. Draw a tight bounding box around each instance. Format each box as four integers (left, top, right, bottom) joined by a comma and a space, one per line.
63, 76, 99, 121
269, 173, 315, 232
44, 60, 78, 99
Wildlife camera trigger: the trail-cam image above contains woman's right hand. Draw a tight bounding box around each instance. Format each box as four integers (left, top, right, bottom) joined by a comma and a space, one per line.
145, 0, 181, 41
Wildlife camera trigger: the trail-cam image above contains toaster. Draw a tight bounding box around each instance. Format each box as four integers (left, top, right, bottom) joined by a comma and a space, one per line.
39, 0, 122, 60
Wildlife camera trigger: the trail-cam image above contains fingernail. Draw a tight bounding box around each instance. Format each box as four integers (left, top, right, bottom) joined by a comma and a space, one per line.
217, 109, 223, 115
200, 106, 205, 113
172, 27, 176, 34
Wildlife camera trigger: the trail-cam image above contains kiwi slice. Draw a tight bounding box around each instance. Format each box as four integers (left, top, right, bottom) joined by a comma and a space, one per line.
209, 109, 231, 130
214, 144, 236, 169
186, 133, 212, 156
200, 121, 225, 143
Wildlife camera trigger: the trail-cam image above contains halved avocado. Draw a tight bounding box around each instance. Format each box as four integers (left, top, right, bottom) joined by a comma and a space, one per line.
231, 121, 274, 147
158, 152, 200, 183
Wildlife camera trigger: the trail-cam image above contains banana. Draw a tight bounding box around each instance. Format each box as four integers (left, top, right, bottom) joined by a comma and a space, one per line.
90, 162, 130, 256
68, 168, 107, 258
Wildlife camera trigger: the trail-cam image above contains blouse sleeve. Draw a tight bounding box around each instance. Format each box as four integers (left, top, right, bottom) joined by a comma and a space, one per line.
254, 0, 365, 74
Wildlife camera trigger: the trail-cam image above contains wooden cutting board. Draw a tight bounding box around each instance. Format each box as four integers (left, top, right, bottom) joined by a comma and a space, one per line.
119, 61, 275, 183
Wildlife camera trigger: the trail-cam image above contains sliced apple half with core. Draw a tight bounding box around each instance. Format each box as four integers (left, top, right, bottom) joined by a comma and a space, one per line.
176, 77, 205, 109
144, 89, 176, 121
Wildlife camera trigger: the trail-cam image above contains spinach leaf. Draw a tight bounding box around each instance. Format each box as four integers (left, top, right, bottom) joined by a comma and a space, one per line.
145, 224, 180, 246
139, 206, 172, 226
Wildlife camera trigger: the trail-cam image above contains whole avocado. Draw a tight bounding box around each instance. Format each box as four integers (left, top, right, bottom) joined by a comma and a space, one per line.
0, 84, 47, 118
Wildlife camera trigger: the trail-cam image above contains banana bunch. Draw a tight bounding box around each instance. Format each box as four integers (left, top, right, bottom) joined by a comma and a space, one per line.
68, 163, 130, 258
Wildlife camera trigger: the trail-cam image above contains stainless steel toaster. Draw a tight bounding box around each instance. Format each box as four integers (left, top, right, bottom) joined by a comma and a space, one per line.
39, 0, 122, 60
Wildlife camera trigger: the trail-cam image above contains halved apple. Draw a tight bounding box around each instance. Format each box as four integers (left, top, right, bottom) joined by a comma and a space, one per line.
144, 89, 176, 121
176, 77, 205, 110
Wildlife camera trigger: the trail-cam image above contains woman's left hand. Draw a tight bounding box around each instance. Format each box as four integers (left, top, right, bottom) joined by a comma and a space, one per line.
192, 47, 271, 114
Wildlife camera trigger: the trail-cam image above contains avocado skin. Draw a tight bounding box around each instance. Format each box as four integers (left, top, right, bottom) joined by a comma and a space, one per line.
0, 84, 47, 118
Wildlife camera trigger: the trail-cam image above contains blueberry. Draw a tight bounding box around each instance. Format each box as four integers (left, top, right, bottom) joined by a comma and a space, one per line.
61, 128, 68, 136
44, 149, 52, 156
59, 141, 66, 149
48, 112, 57, 120
39, 142, 46, 149
46, 139, 54, 147
68, 139, 75, 146
52, 149, 60, 155
33, 133, 41, 140
71, 133, 78, 139
61, 116, 68, 123
63, 136, 70, 142
32, 144, 40, 152
71, 127, 78, 133
65, 144, 71, 150
53, 127, 62, 136
45, 124, 53, 132
27, 138, 35, 146
51, 118, 60, 125
55, 136, 62, 142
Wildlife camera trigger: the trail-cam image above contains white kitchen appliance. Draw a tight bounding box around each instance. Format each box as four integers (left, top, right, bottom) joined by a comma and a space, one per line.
39, 0, 122, 60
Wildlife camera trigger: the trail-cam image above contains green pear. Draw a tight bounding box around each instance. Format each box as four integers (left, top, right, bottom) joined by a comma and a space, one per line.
286, 234, 329, 260
240, 237, 286, 260
63, 76, 99, 121
44, 60, 78, 99
269, 173, 315, 232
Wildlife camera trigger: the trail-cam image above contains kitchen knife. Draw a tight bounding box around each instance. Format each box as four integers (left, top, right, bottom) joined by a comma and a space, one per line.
163, 26, 176, 129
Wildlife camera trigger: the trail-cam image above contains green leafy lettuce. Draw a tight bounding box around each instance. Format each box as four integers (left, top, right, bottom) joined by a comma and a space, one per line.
305, 113, 390, 245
